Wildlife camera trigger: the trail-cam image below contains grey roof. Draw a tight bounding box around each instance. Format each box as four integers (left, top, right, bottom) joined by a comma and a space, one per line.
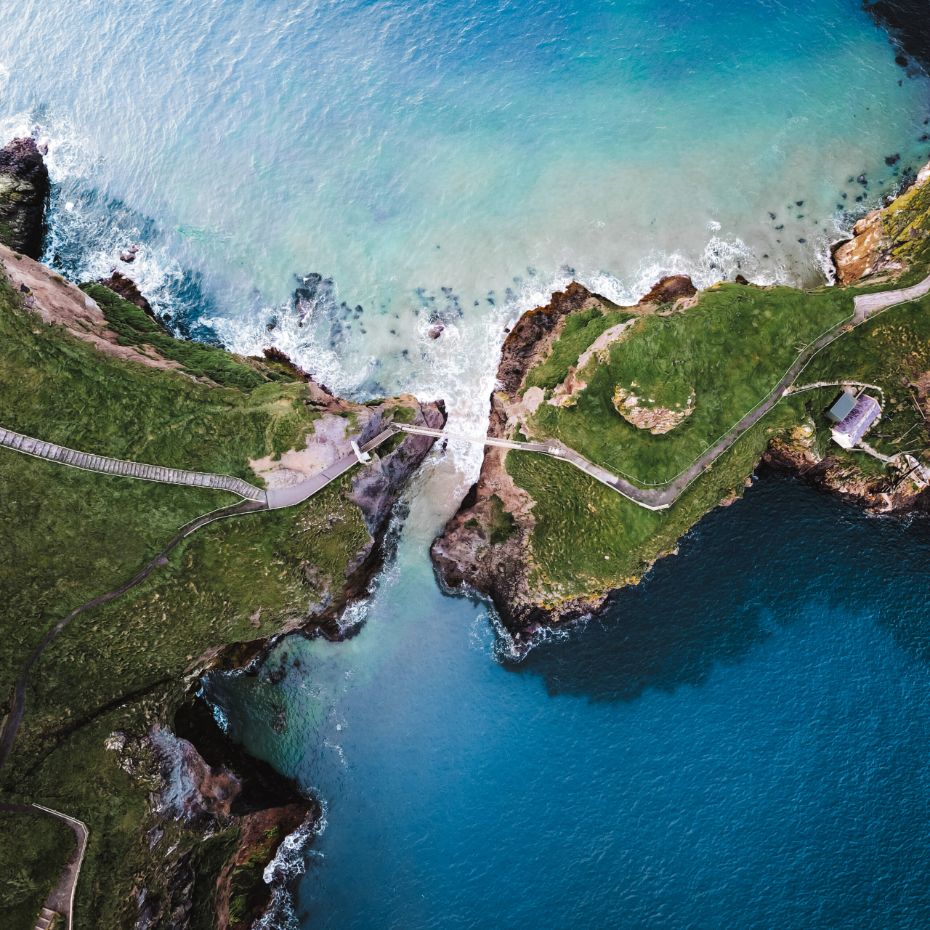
827, 392, 857, 422
833, 394, 881, 446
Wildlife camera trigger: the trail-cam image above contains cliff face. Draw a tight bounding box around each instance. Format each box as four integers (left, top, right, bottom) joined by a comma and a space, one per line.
0, 138, 49, 259
833, 162, 930, 285
430, 283, 611, 635
433, 163, 930, 641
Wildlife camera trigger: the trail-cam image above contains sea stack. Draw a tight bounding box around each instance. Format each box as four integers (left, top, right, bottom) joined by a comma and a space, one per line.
0, 137, 50, 259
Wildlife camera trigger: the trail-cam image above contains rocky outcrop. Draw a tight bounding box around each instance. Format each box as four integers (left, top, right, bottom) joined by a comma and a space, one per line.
638, 274, 696, 306
431, 284, 615, 639
0, 138, 49, 259
496, 282, 602, 394
833, 161, 930, 284
763, 430, 930, 514
350, 401, 447, 535
97, 270, 156, 319
612, 386, 695, 434
865, 0, 930, 73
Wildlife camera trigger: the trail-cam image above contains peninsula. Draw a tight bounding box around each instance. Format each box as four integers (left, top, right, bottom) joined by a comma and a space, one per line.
432, 162, 930, 642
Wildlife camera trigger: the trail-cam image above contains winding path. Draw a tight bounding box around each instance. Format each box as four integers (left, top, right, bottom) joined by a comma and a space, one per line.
402, 272, 930, 511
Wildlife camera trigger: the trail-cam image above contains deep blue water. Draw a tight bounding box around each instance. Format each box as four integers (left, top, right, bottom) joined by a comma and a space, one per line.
2, 1, 930, 926
208, 473, 930, 929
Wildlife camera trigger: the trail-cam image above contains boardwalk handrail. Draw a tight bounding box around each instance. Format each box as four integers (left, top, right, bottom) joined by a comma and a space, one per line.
31, 804, 88, 930
0, 426, 267, 502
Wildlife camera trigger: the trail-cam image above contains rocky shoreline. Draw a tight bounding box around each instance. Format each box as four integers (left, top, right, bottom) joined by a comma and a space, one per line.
0, 137, 49, 260
0, 138, 445, 930
432, 162, 930, 643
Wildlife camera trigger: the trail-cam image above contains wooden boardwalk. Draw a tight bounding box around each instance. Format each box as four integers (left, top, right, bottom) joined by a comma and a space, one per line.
0, 426, 267, 502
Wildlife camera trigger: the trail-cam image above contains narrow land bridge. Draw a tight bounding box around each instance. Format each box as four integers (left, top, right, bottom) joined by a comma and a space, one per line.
1, 271, 928, 928
2, 272, 929, 517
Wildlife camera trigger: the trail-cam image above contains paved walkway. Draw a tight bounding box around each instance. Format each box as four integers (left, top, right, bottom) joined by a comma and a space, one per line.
852, 273, 930, 317
0, 426, 267, 502
265, 427, 399, 509
0, 801, 88, 930
401, 272, 930, 511
31, 804, 88, 930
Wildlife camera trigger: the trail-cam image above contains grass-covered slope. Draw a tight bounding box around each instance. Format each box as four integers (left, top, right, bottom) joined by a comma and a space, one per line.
434, 165, 930, 637
0, 267, 435, 929
527, 285, 852, 484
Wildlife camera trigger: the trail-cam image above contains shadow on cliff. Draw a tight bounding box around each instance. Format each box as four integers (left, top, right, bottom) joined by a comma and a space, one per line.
504, 470, 930, 703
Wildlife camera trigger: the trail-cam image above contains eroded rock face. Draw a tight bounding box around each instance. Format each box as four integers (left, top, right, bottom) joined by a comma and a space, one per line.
350, 400, 447, 535
431, 284, 616, 639
764, 431, 930, 514
864, 0, 930, 74
832, 208, 903, 285
97, 270, 157, 319
0, 138, 49, 259
496, 282, 601, 394
832, 160, 930, 284
612, 386, 695, 434
638, 274, 696, 306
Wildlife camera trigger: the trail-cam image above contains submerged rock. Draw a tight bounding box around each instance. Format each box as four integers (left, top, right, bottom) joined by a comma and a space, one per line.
0, 137, 50, 258
865, 0, 930, 74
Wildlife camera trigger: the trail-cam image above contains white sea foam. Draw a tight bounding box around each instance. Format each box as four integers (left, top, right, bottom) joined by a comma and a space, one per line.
254, 811, 327, 930
0, 111, 193, 320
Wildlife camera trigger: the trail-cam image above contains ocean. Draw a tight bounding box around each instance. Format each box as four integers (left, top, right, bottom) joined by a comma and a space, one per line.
2, 1, 930, 927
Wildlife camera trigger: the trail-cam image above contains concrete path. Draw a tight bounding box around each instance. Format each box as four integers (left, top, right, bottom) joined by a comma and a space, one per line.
852, 273, 930, 318
31, 804, 88, 930
401, 272, 930, 511
0, 801, 87, 930
266, 427, 399, 509
0, 426, 267, 502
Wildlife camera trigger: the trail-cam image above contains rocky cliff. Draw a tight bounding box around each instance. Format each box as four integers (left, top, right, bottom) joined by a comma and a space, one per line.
833, 162, 930, 284
433, 162, 930, 641
0, 138, 49, 259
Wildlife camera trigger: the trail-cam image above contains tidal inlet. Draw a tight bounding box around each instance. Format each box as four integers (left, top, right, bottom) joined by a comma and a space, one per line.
2, 2, 930, 929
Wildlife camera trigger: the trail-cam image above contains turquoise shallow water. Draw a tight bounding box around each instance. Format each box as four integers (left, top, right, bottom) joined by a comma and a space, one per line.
0, 0, 929, 434
208, 472, 930, 929
2, 2, 930, 927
